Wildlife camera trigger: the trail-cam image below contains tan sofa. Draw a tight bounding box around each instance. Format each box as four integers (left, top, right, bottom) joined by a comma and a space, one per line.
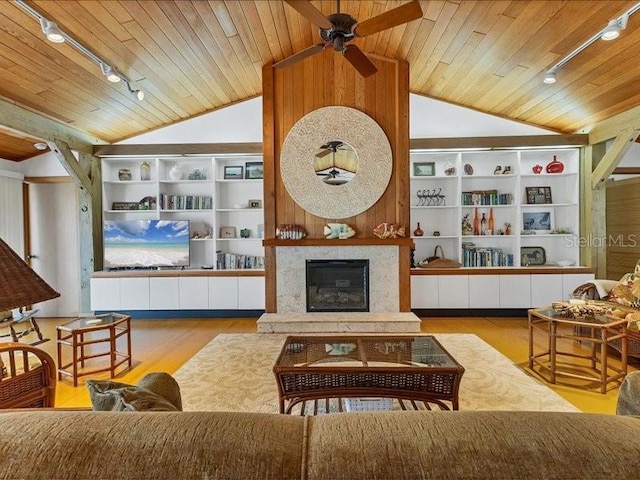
1, 410, 640, 479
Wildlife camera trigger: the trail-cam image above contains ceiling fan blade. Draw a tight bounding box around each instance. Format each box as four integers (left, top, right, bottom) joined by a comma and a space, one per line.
273, 43, 327, 69
353, 0, 423, 37
343, 45, 378, 78
283, 0, 332, 30
315, 149, 333, 158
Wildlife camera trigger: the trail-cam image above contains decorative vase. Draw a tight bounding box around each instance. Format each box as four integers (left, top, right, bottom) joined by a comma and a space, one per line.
140, 161, 151, 181
413, 222, 424, 237
118, 169, 131, 181
473, 208, 479, 236
169, 164, 183, 180
488, 208, 494, 235
546, 155, 564, 174
532, 164, 543, 174
480, 213, 487, 235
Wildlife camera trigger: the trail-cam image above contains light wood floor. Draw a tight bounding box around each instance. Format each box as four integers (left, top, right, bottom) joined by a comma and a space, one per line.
15, 316, 638, 413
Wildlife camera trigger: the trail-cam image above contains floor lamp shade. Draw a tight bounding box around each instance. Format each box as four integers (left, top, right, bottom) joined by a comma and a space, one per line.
0, 236, 60, 311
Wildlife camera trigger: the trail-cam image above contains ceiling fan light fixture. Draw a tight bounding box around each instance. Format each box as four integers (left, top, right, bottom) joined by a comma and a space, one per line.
39, 18, 65, 43
601, 19, 623, 41
543, 70, 557, 84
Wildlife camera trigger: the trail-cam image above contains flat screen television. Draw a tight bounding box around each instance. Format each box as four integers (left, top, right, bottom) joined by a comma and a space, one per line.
104, 220, 190, 269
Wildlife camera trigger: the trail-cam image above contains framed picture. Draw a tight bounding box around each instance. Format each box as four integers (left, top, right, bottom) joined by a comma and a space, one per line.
245, 161, 263, 179
413, 162, 435, 177
248, 199, 262, 209
522, 210, 553, 233
521, 246, 546, 266
219, 226, 236, 238
525, 186, 552, 204
224, 166, 244, 180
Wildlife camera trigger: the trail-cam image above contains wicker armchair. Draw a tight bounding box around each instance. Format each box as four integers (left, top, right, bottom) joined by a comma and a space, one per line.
0, 342, 56, 409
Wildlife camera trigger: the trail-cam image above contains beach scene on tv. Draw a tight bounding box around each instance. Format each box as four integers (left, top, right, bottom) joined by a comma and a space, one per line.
104, 220, 190, 268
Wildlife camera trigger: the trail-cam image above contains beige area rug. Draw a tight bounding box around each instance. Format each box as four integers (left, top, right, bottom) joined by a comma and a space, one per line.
173, 333, 579, 413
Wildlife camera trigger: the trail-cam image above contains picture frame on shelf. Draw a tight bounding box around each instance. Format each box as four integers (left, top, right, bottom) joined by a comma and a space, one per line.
413, 162, 435, 177
520, 246, 546, 266
219, 226, 236, 238
224, 166, 244, 180
525, 186, 552, 204
245, 161, 263, 179
248, 199, 262, 209
522, 210, 553, 233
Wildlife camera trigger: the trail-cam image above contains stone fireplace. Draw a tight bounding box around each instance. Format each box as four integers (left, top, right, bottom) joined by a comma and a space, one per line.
306, 259, 369, 312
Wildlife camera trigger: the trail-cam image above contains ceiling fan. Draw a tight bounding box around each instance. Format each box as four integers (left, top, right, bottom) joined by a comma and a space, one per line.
275, 0, 423, 78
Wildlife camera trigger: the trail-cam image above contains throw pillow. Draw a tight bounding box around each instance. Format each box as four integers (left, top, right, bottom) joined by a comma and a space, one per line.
86, 372, 182, 412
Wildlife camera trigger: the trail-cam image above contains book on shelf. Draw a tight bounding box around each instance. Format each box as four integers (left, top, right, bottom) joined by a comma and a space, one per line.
216, 251, 264, 270
159, 193, 212, 210
461, 191, 513, 206
462, 243, 514, 267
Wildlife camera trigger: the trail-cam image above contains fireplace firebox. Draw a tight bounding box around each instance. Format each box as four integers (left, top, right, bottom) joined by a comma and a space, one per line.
306, 259, 369, 312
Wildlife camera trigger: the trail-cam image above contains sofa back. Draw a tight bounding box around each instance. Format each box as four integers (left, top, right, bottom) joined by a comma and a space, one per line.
1, 410, 639, 479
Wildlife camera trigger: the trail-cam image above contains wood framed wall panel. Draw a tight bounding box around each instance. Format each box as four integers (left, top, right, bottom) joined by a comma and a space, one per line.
606, 178, 640, 280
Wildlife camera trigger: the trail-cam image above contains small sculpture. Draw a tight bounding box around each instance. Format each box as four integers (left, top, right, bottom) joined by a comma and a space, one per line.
324, 223, 356, 239
532, 164, 543, 174
276, 224, 307, 240
461, 214, 472, 236
373, 223, 405, 239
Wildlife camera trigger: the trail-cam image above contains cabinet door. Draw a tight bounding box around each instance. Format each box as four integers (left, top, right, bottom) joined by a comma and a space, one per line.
531, 274, 564, 307
499, 275, 531, 308
150, 277, 180, 310
563, 273, 595, 300
179, 277, 209, 309
120, 278, 150, 310
469, 275, 500, 308
209, 277, 238, 309
438, 275, 469, 308
238, 277, 265, 309
411, 275, 439, 308
90, 278, 120, 311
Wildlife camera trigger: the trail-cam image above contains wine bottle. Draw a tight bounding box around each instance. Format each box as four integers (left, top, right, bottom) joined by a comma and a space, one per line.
480, 213, 487, 235
488, 208, 494, 235
473, 208, 479, 235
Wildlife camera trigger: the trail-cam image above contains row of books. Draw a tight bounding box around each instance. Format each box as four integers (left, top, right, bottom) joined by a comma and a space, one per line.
461, 245, 514, 267
461, 191, 513, 206
216, 252, 265, 270
159, 193, 213, 210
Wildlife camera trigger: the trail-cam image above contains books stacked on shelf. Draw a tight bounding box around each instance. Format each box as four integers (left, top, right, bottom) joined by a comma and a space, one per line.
461, 190, 513, 206
159, 194, 212, 210
462, 243, 514, 267
216, 251, 265, 270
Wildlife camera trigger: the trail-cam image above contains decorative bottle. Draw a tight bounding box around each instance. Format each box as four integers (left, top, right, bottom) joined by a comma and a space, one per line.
140, 161, 151, 181
488, 208, 494, 235
473, 208, 480, 236
413, 222, 424, 237
480, 213, 487, 235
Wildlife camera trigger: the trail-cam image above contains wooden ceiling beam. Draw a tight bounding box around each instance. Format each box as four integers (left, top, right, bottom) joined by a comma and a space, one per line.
93, 142, 263, 157
47, 140, 91, 192
591, 128, 640, 189
0, 98, 105, 154
410, 134, 588, 150
585, 104, 640, 145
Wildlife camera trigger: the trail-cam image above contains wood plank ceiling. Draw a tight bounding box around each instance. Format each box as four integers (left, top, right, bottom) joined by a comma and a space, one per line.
1, 0, 639, 161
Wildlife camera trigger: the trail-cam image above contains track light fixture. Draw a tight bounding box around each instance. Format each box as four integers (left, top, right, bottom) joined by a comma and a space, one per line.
15, 0, 144, 101
39, 18, 64, 43
542, 2, 640, 84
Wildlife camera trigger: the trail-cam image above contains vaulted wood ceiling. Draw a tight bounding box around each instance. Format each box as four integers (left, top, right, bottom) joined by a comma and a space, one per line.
1, 0, 639, 161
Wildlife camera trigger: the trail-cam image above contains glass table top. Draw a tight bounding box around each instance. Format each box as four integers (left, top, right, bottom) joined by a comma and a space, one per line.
58, 313, 129, 331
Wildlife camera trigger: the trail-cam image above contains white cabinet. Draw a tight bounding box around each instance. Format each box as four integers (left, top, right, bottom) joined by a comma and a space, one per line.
208, 277, 239, 309
530, 274, 564, 307
120, 278, 150, 310
90, 278, 120, 311
238, 277, 265, 309
410, 148, 581, 269
101, 156, 264, 271
150, 277, 180, 310
411, 276, 439, 308
562, 273, 596, 300
179, 277, 209, 309
438, 275, 469, 308
469, 275, 500, 308
499, 275, 531, 308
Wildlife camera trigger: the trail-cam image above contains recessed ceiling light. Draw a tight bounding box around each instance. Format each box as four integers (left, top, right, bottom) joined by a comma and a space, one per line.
33, 142, 48, 150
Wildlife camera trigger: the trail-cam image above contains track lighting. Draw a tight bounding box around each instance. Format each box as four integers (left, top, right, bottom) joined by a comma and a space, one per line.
543, 71, 557, 85
542, 2, 640, 84
15, 0, 145, 101
39, 18, 64, 43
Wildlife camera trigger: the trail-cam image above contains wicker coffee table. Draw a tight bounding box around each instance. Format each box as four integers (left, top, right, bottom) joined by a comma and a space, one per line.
273, 335, 465, 414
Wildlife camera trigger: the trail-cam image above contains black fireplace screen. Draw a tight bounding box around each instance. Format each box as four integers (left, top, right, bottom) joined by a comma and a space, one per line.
306, 259, 369, 312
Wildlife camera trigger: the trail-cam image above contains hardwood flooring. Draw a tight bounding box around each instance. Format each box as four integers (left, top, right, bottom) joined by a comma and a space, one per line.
16, 316, 637, 413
